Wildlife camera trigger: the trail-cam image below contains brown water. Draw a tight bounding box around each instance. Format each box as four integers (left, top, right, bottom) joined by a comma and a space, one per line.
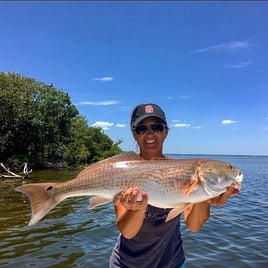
1, 155, 268, 267
0, 169, 118, 268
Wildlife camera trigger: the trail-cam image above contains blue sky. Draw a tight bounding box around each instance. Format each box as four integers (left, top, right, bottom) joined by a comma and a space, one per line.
1, 1, 267, 155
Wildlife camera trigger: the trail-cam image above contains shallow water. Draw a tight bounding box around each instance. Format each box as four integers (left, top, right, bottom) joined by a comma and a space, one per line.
0, 155, 267, 267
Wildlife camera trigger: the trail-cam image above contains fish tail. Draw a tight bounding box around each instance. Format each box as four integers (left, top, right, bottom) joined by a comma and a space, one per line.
15, 182, 63, 226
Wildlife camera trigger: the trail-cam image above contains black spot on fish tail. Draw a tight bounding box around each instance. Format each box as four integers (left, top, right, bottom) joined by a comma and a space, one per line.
15, 182, 63, 226
46, 185, 53, 191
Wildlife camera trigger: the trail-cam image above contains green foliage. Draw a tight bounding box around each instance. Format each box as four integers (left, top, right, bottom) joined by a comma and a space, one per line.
63, 115, 122, 166
0, 72, 122, 168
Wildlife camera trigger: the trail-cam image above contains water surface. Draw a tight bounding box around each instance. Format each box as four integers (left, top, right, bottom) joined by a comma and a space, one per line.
0, 155, 267, 267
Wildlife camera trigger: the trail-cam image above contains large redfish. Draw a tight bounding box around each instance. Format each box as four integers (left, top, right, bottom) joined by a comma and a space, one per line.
15, 151, 243, 226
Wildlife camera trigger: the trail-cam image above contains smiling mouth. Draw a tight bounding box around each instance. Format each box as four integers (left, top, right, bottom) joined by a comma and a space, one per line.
145, 139, 156, 144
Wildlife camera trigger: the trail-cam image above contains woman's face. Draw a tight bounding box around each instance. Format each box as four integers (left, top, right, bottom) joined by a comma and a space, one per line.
133, 116, 168, 160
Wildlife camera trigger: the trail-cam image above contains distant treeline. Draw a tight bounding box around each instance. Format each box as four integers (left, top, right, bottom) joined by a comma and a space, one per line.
0, 72, 122, 168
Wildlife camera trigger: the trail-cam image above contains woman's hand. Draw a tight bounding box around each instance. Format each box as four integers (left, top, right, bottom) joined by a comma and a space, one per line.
207, 184, 236, 206
113, 187, 148, 210
184, 184, 236, 232
113, 187, 148, 239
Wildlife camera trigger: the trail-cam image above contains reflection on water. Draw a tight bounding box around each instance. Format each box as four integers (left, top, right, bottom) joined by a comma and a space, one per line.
0, 168, 118, 268
0, 156, 268, 267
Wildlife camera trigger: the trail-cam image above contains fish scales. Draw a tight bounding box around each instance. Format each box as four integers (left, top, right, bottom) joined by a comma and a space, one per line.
15, 151, 243, 226
62, 160, 195, 197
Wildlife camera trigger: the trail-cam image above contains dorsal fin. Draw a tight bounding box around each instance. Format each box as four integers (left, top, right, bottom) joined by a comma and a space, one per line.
108, 151, 143, 162
92, 151, 143, 165
76, 151, 142, 178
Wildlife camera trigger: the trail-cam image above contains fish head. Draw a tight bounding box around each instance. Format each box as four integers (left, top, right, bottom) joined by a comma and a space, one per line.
198, 159, 243, 196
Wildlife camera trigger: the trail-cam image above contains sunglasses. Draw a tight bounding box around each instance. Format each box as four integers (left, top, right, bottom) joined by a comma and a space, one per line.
134, 122, 166, 135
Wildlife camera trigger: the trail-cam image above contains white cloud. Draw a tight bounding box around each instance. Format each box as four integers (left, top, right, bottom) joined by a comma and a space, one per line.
179, 95, 191, 99
225, 61, 251, 69
76, 100, 118, 106
221, 119, 237, 125
91, 121, 114, 130
93, 76, 114, 81
170, 120, 201, 129
115, 124, 126, 128
173, 123, 191, 128
167, 95, 191, 100
194, 40, 251, 53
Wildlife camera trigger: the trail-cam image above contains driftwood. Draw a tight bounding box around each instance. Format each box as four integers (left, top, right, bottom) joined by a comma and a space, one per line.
0, 163, 32, 179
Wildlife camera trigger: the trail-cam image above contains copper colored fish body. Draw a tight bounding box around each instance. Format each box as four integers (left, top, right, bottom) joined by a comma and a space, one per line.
15, 152, 243, 226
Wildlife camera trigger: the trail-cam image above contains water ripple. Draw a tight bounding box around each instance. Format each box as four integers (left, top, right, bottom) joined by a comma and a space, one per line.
1, 156, 268, 267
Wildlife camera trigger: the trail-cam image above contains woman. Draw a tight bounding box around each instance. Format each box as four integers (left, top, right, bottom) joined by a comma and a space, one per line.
109, 103, 235, 268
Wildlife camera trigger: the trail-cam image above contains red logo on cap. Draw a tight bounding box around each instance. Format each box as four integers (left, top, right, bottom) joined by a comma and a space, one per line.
145, 105, 154, 113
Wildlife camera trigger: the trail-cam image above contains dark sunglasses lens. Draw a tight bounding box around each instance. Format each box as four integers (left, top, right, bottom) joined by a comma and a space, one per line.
151, 123, 164, 132
135, 124, 148, 135
135, 123, 165, 134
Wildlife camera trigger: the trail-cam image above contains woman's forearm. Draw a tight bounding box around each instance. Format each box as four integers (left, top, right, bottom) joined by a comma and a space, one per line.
184, 202, 210, 232
116, 206, 147, 239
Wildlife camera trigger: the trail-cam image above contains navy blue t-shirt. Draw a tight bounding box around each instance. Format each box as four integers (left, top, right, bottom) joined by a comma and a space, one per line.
109, 205, 185, 268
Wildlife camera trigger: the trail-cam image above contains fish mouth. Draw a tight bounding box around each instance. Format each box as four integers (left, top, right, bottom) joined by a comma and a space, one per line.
236, 172, 243, 184
233, 172, 243, 193
232, 188, 240, 195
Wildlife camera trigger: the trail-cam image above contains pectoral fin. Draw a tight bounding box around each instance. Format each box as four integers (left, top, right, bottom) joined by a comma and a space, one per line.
166, 203, 191, 222
88, 196, 112, 209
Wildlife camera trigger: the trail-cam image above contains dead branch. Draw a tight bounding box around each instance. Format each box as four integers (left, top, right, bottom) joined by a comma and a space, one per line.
22, 163, 33, 176
0, 163, 32, 179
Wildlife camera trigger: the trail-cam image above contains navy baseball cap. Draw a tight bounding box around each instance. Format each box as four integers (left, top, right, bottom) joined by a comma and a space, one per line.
130, 103, 167, 129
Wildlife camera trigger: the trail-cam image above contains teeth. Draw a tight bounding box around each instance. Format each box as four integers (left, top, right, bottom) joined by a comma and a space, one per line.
146, 139, 155, 144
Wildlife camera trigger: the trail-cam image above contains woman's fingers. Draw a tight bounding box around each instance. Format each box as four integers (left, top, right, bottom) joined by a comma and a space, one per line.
208, 184, 236, 206
114, 187, 148, 210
